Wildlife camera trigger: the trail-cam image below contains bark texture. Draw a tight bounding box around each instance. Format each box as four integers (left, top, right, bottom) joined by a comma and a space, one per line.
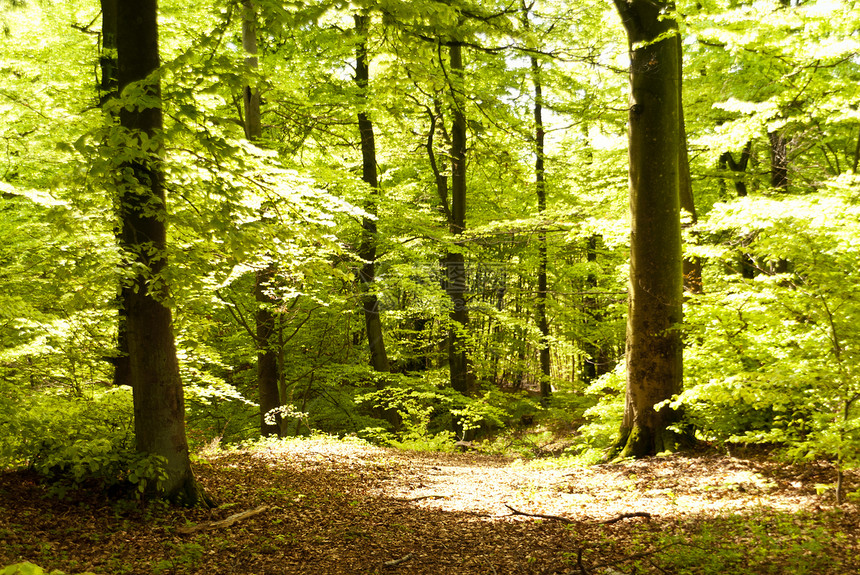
116, 0, 203, 504
769, 130, 790, 191
613, 0, 685, 458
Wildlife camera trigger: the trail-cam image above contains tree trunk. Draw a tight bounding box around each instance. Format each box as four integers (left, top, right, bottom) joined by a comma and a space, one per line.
116, 0, 204, 504
612, 0, 684, 458
354, 13, 391, 375
769, 130, 791, 273
530, 54, 551, 402
582, 235, 606, 383
255, 268, 281, 437
100, 0, 131, 389
242, 1, 281, 437
445, 41, 475, 400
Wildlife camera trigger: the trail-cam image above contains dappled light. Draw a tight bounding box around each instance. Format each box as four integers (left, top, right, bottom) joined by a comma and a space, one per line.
2, 0, 860, 572
1, 439, 858, 574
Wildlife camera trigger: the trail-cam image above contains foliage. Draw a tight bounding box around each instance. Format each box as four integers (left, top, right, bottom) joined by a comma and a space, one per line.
0, 384, 166, 496
678, 183, 860, 473
356, 371, 509, 448
565, 365, 626, 461
1, 0, 859, 496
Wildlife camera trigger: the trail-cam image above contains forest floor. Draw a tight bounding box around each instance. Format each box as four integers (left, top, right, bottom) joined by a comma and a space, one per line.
1, 438, 858, 575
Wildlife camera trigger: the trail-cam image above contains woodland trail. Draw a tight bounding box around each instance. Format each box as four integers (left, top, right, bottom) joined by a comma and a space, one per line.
1, 438, 858, 574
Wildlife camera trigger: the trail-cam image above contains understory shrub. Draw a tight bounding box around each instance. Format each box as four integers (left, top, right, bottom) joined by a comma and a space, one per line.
677, 187, 860, 483
356, 370, 509, 448
0, 384, 166, 495
561, 366, 626, 463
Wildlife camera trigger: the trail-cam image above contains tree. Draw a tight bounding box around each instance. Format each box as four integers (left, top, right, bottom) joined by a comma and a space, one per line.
353, 12, 391, 375
445, 39, 474, 400
612, 0, 684, 457
115, 0, 205, 503
522, 3, 552, 402
98, 0, 133, 389
240, 0, 282, 438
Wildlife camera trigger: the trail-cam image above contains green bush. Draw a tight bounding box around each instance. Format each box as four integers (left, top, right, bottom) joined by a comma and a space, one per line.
356, 371, 509, 448
568, 366, 626, 462
0, 384, 166, 496
677, 187, 860, 477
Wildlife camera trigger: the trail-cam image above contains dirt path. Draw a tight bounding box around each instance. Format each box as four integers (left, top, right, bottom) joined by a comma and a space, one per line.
1, 439, 858, 574
371, 446, 824, 520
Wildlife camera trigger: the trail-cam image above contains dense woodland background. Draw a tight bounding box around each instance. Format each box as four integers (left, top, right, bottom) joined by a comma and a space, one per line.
1, 0, 859, 506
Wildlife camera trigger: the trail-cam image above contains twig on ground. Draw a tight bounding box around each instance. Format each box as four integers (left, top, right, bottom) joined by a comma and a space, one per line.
503, 504, 651, 526
383, 553, 414, 568
597, 511, 652, 524
504, 504, 576, 524
397, 494, 449, 502
176, 504, 269, 535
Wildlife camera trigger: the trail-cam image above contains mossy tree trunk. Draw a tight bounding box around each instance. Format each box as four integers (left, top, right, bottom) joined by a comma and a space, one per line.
612, 0, 685, 458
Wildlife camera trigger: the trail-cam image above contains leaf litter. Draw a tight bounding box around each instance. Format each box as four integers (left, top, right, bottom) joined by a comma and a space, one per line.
1, 439, 857, 574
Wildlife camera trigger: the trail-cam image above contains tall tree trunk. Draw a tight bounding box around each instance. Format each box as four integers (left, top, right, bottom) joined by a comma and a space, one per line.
100, 0, 131, 389
677, 35, 702, 295
582, 235, 604, 383
769, 130, 791, 273
116, 0, 204, 504
254, 268, 281, 437
354, 13, 390, 374
612, 0, 684, 458
530, 55, 551, 401
242, 1, 281, 437
445, 40, 475, 400
852, 125, 860, 174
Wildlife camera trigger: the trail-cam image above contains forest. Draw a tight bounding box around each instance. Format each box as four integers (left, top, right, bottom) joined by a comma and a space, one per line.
1, 0, 859, 573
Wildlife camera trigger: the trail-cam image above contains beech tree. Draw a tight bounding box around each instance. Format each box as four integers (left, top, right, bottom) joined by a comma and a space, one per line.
612, 0, 685, 458
115, 0, 205, 503
354, 12, 390, 375
5, 0, 860, 496
240, 0, 282, 438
